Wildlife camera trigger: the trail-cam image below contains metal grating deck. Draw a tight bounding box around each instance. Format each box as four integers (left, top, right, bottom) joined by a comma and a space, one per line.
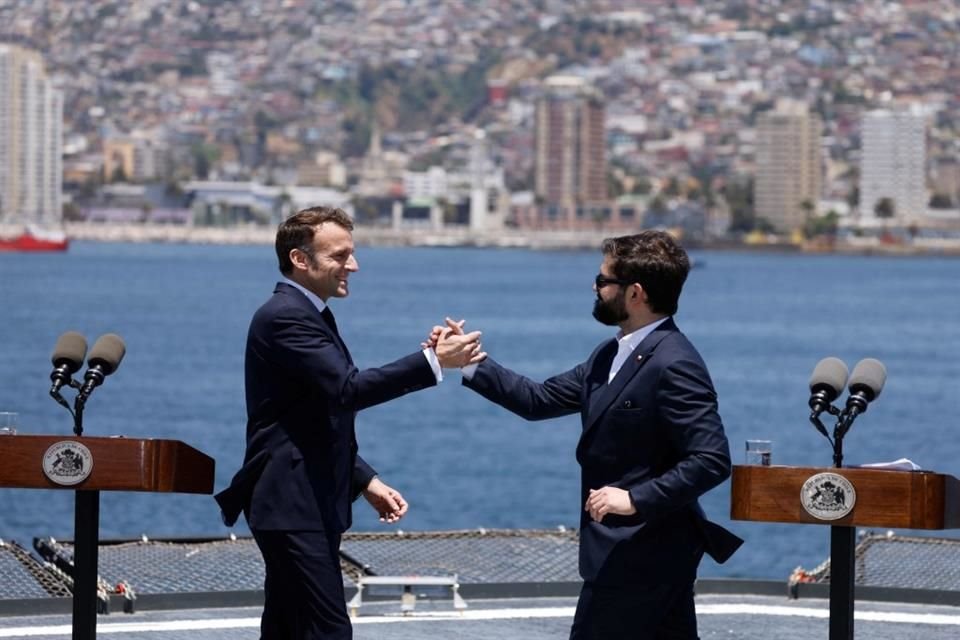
798, 532, 960, 591
0, 540, 72, 599
339, 528, 580, 583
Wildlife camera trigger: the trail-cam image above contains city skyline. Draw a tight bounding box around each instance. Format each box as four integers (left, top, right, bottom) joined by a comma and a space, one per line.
1, 1, 960, 248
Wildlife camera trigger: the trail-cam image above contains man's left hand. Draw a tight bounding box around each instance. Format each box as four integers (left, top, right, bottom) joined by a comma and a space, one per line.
363, 477, 409, 524
585, 486, 636, 523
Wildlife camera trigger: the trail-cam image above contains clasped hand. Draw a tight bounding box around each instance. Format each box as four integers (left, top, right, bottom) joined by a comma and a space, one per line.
423, 317, 487, 368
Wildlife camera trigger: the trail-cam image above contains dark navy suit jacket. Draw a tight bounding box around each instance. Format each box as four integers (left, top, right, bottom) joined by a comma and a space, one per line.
216, 282, 436, 533
464, 318, 742, 585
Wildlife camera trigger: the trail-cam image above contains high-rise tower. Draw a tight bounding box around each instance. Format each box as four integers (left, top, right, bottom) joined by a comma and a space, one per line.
754, 100, 822, 233
0, 43, 63, 226
860, 107, 927, 221
534, 76, 607, 222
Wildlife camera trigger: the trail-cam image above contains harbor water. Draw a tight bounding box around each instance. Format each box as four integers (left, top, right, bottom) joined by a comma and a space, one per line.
1, 242, 959, 580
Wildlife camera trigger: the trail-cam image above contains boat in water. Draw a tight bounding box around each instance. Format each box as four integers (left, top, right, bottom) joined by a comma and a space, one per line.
0, 225, 69, 252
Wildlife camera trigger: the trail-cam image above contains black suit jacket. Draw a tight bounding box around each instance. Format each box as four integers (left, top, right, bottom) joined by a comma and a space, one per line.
464, 318, 742, 585
216, 282, 436, 533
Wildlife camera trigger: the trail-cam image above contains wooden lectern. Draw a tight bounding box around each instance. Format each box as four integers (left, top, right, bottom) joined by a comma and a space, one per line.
0, 435, 215, 640
731, 465, 960, 640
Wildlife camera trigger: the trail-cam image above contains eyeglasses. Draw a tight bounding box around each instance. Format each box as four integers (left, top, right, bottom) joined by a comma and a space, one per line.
595, 274, 633, 289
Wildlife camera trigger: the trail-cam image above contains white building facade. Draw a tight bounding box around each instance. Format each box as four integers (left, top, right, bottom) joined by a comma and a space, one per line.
860, 107, 927, 222
0, 44, 63, 226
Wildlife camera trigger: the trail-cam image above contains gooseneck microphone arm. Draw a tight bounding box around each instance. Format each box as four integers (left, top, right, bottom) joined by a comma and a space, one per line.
808, 404, 837, 451
71, 334, 126, 436
830, 358, 887, 468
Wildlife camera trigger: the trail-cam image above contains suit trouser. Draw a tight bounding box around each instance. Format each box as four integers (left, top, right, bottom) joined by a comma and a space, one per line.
569, 579, 699, 640
252, 529, 350, 640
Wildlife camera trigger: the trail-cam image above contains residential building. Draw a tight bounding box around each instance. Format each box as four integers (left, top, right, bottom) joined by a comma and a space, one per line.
534, 76, 608, 227
754, 99, 822, 233
104, 136, 166, 183
0, 43, 63, 226
860, 107, 928, 222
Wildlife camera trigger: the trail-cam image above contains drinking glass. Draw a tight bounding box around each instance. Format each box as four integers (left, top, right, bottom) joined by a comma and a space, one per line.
0, 412, 18, 435
745, 439, 772, 466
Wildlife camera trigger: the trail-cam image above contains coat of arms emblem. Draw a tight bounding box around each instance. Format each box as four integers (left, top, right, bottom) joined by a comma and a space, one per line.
800, 472, 856, 521
42, 441, 94, 486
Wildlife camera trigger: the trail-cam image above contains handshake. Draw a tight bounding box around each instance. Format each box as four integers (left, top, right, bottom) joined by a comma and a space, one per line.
424, 317, 487, 369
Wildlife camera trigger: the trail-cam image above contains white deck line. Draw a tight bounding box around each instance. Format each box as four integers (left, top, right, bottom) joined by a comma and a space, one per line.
1, 603, 959, 637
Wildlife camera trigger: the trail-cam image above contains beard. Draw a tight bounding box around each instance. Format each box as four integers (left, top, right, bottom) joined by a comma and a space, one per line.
592, 291, 628, 326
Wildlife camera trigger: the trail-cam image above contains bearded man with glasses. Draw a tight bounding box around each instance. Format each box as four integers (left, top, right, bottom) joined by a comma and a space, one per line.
435, 230, 742, 640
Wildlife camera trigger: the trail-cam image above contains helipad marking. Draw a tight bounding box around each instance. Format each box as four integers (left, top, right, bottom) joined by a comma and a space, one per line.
1, 603, 959, 636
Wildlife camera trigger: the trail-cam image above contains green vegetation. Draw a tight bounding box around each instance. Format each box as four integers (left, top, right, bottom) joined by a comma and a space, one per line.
805, 210, 839, 237
874, 197, 895, 219
723, 176, 756, 232
318, 53, 500, 156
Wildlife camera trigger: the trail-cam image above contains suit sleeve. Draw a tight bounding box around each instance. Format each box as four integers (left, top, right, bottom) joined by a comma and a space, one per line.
351, 454, 377, 500
463, 357, 583, 420
626, 358, 731, 521
262, 306, 436, 411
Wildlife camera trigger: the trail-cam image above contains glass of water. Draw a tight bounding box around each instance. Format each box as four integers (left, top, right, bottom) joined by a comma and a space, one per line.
745, 439, 772, 466
0, 412, 18, 435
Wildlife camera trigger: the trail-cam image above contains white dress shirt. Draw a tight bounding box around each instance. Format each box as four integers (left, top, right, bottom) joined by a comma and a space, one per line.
608, 317, 668, 382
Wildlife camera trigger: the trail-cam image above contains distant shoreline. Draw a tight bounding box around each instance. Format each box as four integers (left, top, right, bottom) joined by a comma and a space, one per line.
48, 223, 960, 256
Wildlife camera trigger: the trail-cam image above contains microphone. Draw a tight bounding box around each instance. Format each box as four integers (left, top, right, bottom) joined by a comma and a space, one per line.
838, 358, 887, 435
49, 332, 88, 399
808, 357, 848, 420
76, 334, 126, 406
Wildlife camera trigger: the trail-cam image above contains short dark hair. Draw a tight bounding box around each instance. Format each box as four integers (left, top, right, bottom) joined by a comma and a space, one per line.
276, 206, 354, 274
601, 230, 690, 315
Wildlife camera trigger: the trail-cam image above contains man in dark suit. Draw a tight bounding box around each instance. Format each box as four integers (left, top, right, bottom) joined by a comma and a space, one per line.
215, 206, 483, 640
449, 231, 741, 639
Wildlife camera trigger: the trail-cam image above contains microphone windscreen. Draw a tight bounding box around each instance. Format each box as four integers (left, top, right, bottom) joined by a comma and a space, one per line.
87, 334, 126, 374
809, 357, 849, 400
848, 358, 887, 401
51, 331, 88, 372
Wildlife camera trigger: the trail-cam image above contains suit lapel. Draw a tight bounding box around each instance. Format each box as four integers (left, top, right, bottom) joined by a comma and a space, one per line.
275, 282, 353, 364
582, 318, 678, 435
585, 339, 617, 418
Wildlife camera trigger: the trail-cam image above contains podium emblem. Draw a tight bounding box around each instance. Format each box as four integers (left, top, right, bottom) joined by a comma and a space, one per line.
42, 441, 94, 486
800, 472, 856, 520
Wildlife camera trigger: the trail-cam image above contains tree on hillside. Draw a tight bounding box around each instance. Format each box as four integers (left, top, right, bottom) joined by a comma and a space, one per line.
874, 197, 895, 219
723, 177, 756, 232
929, 193, 954, 209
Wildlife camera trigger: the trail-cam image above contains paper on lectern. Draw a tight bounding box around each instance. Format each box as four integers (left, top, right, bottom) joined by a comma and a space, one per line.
857, 458, 922, 471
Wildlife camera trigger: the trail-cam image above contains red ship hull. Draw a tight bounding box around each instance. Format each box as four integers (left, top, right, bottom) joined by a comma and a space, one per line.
0, 232, 69, 252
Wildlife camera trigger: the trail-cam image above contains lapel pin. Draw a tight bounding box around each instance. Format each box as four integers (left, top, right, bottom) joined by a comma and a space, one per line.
623, 400, 632, 408
636, 354, 643, 361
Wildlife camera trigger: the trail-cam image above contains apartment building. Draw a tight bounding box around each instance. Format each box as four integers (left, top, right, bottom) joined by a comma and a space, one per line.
860, 107, 927, 222
0, 43, 63, 225
755, 99, 822, 233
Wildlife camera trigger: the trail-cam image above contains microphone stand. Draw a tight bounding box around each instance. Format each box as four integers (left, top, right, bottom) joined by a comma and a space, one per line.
50, 378, 96, 637
827, 408, 858, 640
73, 397, 86, 436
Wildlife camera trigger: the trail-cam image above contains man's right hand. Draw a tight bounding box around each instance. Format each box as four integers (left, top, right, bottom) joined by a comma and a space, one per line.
433, 319, 486, 368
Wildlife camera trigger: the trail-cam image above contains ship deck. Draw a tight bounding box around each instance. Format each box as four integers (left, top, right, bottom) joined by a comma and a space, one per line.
2, 530, 960, 638
1, 593, 960, 639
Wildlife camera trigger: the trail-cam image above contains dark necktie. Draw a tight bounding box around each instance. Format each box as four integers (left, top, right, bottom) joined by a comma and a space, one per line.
321, 306, 352, 363
320, 306, 340, 337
